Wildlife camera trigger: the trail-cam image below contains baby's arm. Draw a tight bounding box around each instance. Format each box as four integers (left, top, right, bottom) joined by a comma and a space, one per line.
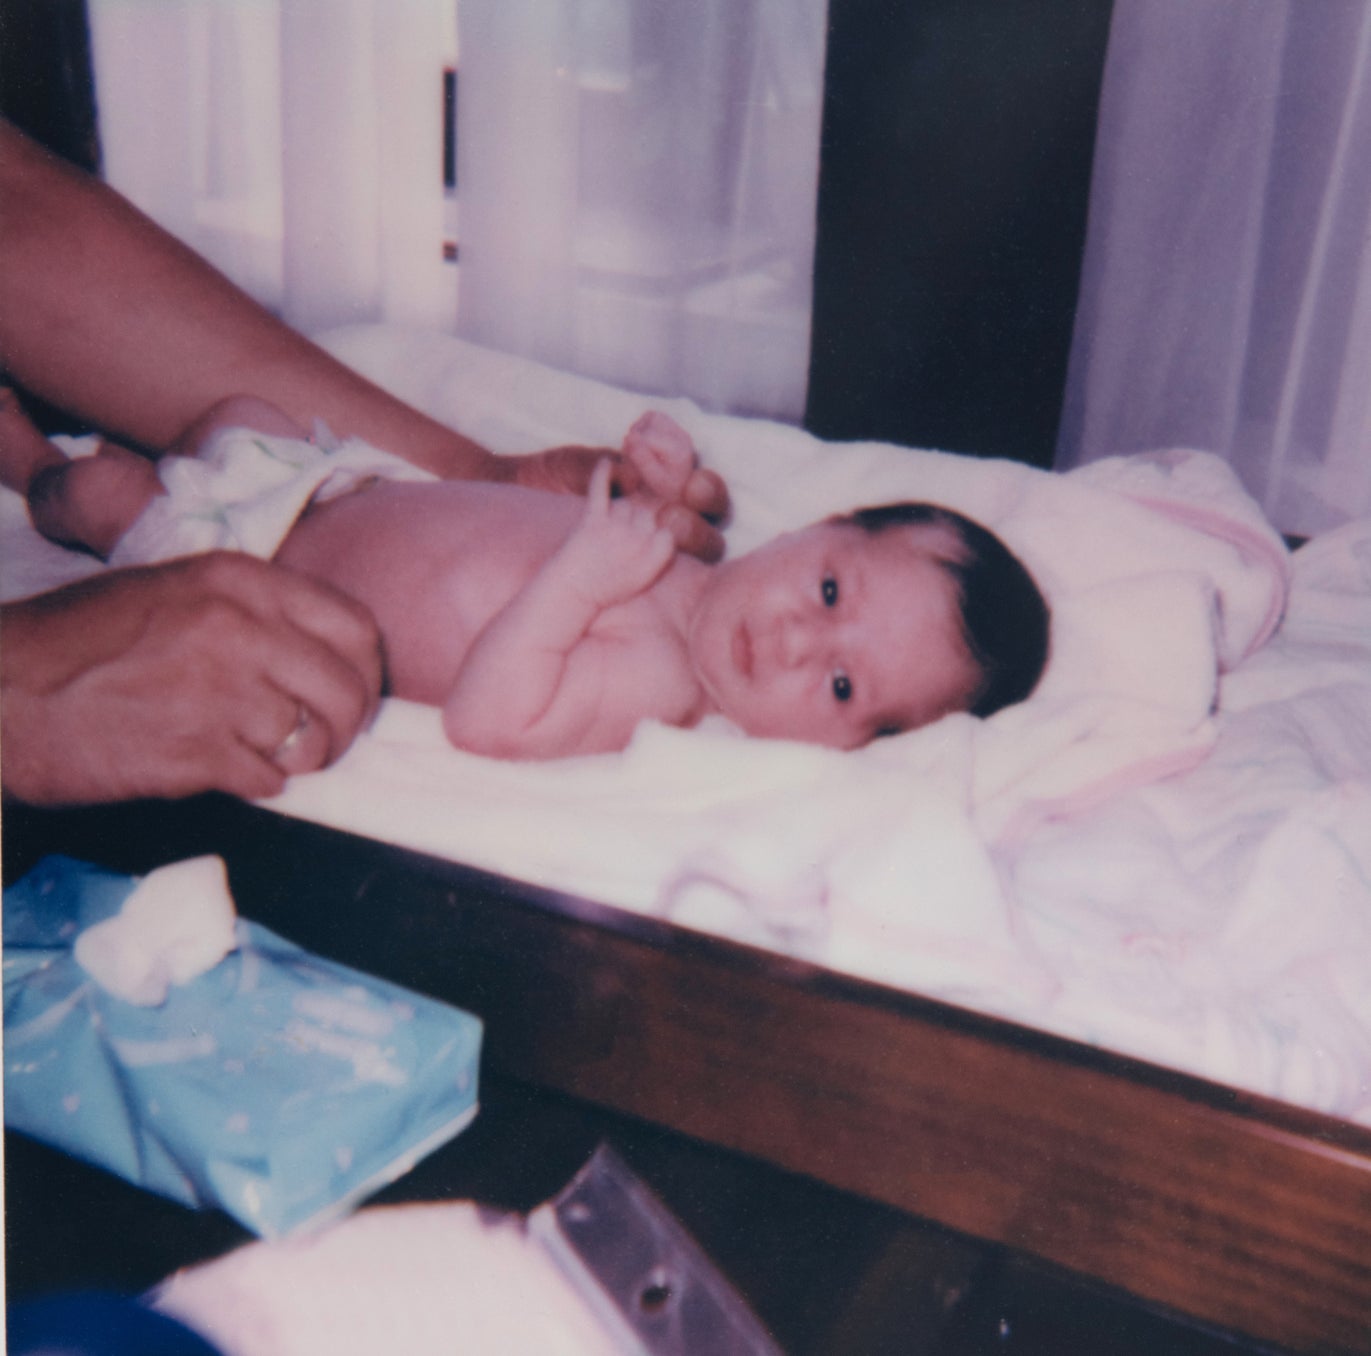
443, 460, 676, 758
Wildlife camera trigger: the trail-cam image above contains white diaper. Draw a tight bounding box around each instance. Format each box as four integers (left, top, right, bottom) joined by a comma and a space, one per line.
108, 426, 435, 568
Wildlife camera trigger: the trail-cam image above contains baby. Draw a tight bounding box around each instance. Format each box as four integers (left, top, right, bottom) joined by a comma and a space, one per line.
2, 392, 1049, 759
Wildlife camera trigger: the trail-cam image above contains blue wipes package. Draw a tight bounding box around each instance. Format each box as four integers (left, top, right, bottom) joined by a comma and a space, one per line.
3, 855, 482, 1238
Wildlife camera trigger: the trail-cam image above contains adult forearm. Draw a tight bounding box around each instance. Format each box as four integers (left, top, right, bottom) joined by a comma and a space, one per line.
0, 122, 733, 538
0, 121, 497, 479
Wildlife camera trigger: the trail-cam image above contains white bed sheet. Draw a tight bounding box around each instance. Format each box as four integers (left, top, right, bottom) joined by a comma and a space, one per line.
4, 327, 1367, 1123
1005, 518, 1371, 1117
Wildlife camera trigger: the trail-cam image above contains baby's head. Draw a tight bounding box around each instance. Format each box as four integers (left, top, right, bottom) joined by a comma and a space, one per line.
686, 502, 1049, 749
841, 502, 1051, 720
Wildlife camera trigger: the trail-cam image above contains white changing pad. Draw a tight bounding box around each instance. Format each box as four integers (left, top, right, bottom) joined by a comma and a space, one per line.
4, 326, 1368, 1124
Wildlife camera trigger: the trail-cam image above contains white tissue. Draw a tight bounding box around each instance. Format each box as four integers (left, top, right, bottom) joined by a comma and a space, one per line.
152, 1202, 620, 1356
73, 855, 239, 1006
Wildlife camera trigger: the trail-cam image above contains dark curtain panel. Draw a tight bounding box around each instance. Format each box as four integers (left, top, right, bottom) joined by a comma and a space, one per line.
0, 0, 99, 431
805, 0, 1114, 467
0, 0, 99, 170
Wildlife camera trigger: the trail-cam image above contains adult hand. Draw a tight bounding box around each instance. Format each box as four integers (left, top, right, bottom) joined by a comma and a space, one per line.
1, 553, 384, 806
504, 440, 730, 563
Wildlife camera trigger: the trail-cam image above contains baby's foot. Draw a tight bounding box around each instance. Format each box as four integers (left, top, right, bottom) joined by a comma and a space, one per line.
27, 441, 165, 559
0, 386, 68, 494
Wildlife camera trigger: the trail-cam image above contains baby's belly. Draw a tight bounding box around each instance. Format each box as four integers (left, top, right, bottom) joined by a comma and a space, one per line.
277, 479, 577, 704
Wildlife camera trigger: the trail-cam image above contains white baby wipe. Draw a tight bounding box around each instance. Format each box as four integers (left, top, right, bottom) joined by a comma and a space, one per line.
73, 854, 239, 1006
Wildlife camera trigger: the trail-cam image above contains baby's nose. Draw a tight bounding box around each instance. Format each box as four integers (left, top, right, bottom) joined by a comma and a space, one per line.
777, 613, 819, 668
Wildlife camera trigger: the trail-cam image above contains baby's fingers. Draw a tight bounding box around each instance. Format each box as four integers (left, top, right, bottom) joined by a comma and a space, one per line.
617, 508, 677, 588
585, 457, 615, 518
623, 411, 698, 498
645, 522, 678, 575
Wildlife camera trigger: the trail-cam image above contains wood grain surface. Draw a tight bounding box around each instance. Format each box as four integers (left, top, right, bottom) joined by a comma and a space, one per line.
7, 798, 1370, 1353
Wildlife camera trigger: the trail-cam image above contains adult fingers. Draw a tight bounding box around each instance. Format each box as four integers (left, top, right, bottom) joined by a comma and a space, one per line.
277, 568, 384, 695
261, 691, 334, 778
508, 445, 621, 496
230, 681, 331, 778
683, 465, 731, 522
148, 668, 322, 797
128, 616, 337, 783
220, 737, 290, 802
209, 555, 385, 721
254, 628, 380, 767
180, 554, 384, 758
657, 500, 726, 564
84, 683, 291, 804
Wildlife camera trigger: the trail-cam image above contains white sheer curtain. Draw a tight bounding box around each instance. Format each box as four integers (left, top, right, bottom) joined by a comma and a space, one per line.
87, 0, 826, 422
1056, 0, 1371, 538
454, 0, 827, 421
88, 0, 459, 335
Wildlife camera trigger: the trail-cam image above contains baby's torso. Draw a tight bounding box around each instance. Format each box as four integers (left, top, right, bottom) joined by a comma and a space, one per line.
276, 479, 707, 724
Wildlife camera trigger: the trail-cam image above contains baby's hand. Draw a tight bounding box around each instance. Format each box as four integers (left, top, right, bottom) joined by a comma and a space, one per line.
509, 414, 728, 562
558, 459, 677, 609
619, 411, 730, 564
621, 411, 698, 504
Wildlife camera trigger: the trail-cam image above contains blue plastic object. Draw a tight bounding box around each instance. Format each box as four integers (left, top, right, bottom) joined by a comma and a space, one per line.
4, 856, 482, 1238
8, 1292, 224, 1356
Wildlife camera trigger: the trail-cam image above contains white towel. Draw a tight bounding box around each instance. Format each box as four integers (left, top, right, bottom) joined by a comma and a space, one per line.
251, 326, 1290, 1020
152, 1202, 619, 1356
18, 328, 1363, 1119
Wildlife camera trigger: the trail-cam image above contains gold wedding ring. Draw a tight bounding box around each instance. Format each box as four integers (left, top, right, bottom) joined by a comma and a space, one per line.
272, 704, 310, 761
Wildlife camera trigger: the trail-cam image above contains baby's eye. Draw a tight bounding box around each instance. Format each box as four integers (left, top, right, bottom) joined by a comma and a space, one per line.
821, 575, 839, 607
832, 671, 853, 703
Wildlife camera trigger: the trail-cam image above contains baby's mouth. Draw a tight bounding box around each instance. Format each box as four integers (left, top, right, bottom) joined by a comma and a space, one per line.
731, 621, 755, 680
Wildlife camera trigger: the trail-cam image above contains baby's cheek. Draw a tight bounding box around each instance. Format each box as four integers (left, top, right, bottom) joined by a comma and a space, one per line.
729, 693, 847, 747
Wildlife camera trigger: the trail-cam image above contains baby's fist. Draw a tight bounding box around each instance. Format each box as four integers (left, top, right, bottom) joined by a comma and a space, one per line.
622, 412, 698, 502
562, 459, 676, 607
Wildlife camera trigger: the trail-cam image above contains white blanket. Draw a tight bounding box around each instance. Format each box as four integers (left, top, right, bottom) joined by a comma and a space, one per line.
6, 326, 1368, 1123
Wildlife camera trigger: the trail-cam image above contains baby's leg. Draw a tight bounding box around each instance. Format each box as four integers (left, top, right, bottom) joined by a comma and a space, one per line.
166, 394, 309, 458
1, 387, 163, 559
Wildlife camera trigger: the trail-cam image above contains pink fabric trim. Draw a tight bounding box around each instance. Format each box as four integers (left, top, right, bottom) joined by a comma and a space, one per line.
992, 738, 1216, 857
1125, 494, 1290, 662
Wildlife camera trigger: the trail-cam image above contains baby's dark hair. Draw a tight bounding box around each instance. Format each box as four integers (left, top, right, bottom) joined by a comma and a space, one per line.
842, 502, 1050, 719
